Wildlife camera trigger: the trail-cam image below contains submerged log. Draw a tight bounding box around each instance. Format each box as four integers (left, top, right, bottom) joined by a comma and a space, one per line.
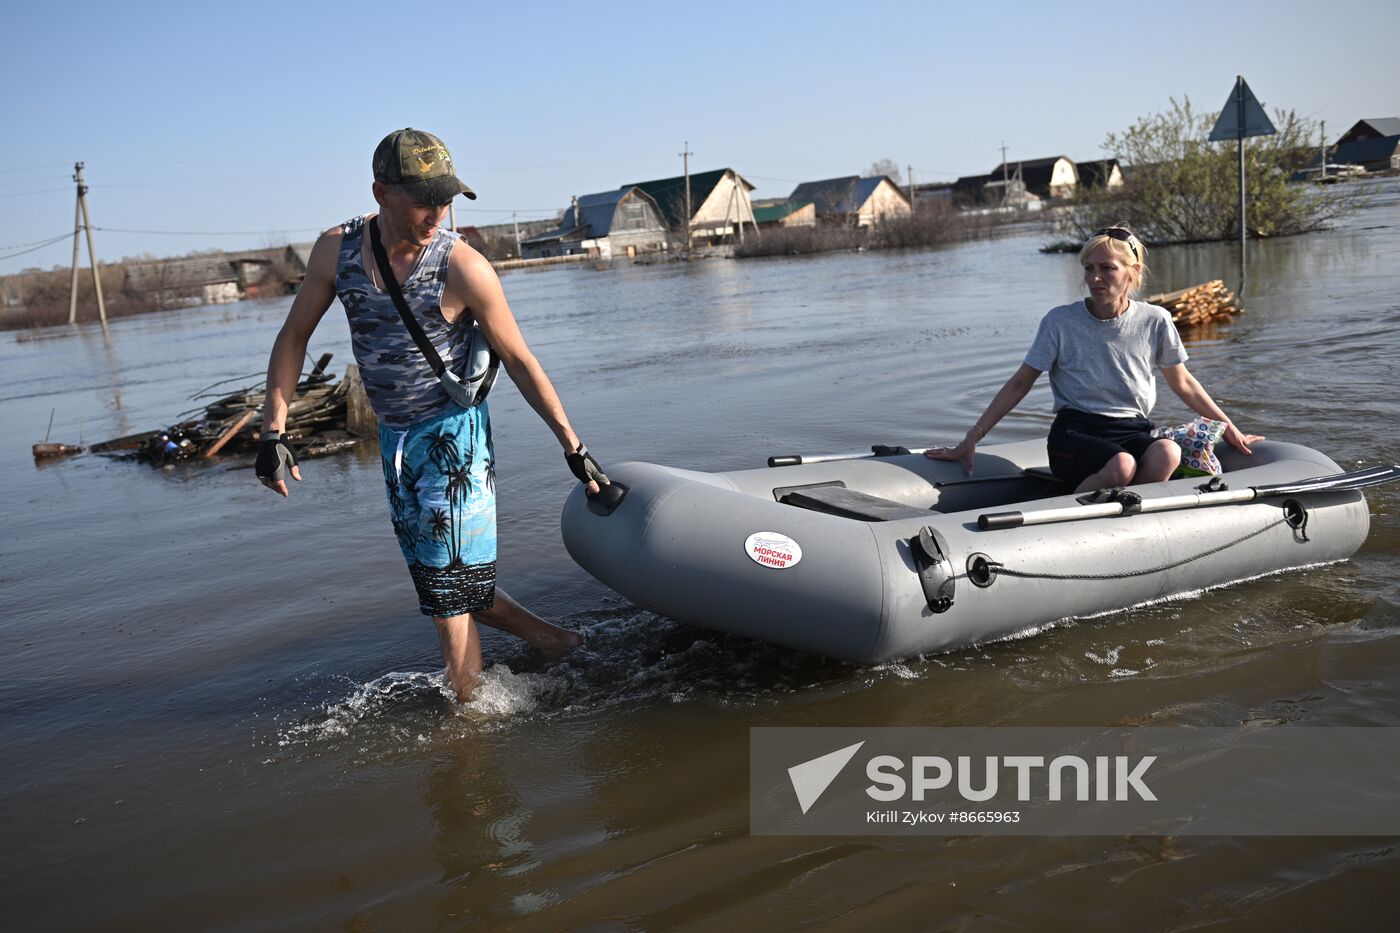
342, 364, 377, 438
33, 442, 84, 460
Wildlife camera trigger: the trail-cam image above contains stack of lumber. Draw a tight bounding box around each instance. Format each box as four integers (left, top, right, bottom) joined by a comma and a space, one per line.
1146, 280, 1243, 327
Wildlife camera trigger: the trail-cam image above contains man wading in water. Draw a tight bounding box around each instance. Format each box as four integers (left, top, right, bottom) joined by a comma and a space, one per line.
256, 128, 611, 701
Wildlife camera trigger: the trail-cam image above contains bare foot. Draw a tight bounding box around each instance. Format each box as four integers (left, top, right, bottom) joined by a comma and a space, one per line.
475, 588, 586, 661
530, 628, 585, 661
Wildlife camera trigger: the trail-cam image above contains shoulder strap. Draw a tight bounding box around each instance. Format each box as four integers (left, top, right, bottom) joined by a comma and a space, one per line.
369, 216, 446, 378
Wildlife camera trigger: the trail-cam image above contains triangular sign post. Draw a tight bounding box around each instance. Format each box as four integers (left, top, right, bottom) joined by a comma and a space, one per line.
1208, 76, 1278, 294
1209, 76, 1276, 141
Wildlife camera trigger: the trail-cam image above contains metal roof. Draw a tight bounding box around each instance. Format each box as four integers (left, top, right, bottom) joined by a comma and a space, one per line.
519, 226, 585, 246
1077, 158, 1121, 186
990, 156, 1071, 173
1340, 118, 1400, 143
750, 199, 812, 224
626, 169, 753, 228
522, 186, 663, 244
787, 175, 904, 214
562, 188, 631, 237
787, 176, 861, 214
125, 255, 238, 291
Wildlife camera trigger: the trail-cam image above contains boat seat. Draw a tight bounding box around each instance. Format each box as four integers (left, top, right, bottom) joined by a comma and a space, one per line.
778, 483, 934, 522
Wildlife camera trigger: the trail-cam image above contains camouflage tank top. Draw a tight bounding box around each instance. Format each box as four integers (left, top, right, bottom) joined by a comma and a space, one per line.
336, 214, 468, 428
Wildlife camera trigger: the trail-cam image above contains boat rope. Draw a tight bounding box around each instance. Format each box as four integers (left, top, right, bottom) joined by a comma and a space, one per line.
986, 514, 1300, 582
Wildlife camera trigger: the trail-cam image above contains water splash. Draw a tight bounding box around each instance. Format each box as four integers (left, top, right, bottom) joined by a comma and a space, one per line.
272, 605, 865, 750
278, 663, 554, 747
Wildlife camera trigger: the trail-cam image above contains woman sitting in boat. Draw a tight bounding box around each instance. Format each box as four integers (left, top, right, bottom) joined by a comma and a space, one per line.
926, 224, 1262, 493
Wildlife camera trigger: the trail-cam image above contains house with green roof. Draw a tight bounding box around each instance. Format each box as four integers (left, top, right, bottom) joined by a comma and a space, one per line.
626, 168, 757, 242
751, 198, 816, 228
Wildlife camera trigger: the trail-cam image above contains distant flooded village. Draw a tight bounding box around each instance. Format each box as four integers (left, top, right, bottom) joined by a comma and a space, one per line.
4, 116, 1396, 334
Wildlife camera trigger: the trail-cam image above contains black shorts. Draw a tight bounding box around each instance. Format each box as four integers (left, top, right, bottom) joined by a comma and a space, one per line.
1047, 408, 1157, 488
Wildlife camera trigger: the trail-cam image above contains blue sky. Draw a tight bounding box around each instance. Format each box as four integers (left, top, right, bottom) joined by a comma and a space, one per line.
2, 0, 1397, 270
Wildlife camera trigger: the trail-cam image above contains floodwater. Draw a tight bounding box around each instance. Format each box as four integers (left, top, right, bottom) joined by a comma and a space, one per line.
4, 180, 1399, 930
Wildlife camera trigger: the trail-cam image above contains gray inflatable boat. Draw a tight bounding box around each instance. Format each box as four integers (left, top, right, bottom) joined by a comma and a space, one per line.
561, 440, 1382, 662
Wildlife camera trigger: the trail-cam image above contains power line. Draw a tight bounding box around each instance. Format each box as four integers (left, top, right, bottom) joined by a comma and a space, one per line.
0, 163, 71, 175
92, 225, 325, 236
908, 165, 962, 178
0, 175, 71, 189
0, 233, 76, 264
0, 232, 74, 250
454, 206, 561, 214
0, 186, 74, 200
742, 173, 804, 184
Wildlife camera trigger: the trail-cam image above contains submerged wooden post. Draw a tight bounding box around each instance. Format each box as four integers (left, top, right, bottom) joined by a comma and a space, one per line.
343, 363, 377, 438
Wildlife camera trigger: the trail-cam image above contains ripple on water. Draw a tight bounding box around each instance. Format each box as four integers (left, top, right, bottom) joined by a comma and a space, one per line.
270, 555, 1381, 757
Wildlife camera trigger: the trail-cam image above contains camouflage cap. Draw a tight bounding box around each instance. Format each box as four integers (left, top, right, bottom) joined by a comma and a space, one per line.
372, 128, 477, 203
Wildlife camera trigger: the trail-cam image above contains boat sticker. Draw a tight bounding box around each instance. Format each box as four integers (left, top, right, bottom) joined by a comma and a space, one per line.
745, 532, 802, 569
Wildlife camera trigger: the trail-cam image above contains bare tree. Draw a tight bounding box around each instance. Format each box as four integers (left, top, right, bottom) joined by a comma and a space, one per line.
867, 158, 902, 182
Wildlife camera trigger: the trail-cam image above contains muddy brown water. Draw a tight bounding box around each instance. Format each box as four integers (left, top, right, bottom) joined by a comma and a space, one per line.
4, 180, 1399, 930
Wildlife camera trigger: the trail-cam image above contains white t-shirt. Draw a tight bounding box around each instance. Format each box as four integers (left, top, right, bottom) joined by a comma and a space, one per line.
1023, 299, 1188, 418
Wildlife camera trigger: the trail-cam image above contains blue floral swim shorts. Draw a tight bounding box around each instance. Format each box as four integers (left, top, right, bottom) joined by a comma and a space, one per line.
379, 402, 497, 617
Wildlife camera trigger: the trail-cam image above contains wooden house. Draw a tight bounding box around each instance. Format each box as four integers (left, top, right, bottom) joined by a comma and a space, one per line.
1332, 119, 1400, 173
953, 174, 1037, 208
988, 156, 1078, 199
125, 255, 242, 306
520, 186, 669, 260
1076, 158, 1124, 190
452, 226, 489, 253
1336, 119, 1400, 146
627, 168, 757, 242
787, 175, 912, 226
910, 182, 956, 207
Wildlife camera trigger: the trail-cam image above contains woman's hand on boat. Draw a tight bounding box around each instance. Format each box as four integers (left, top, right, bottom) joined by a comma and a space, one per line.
924, 435, 976, 475
1224, 423, 1264, 454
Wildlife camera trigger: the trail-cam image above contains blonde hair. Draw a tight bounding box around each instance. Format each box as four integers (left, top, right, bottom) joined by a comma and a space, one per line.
1078, 224, 1148, 295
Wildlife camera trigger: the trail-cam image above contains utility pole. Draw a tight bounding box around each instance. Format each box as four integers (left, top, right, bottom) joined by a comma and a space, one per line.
67, 162, 107, 327
725, 182, 741, 244
512, 211, 521, 258
680, 141, 693, 258
1000, 142, 1010, 208
67, 195, 82, 323
1319, 120, 1327, 181
907, 164, 914, 210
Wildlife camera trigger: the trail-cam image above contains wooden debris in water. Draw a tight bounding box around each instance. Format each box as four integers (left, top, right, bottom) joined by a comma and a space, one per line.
1146, 280, 1243, 328
88, 351, 371, 467
33, 442, 84, 460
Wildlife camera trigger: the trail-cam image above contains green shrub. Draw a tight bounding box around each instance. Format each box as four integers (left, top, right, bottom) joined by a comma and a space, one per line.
1070, 97, 1358, 244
